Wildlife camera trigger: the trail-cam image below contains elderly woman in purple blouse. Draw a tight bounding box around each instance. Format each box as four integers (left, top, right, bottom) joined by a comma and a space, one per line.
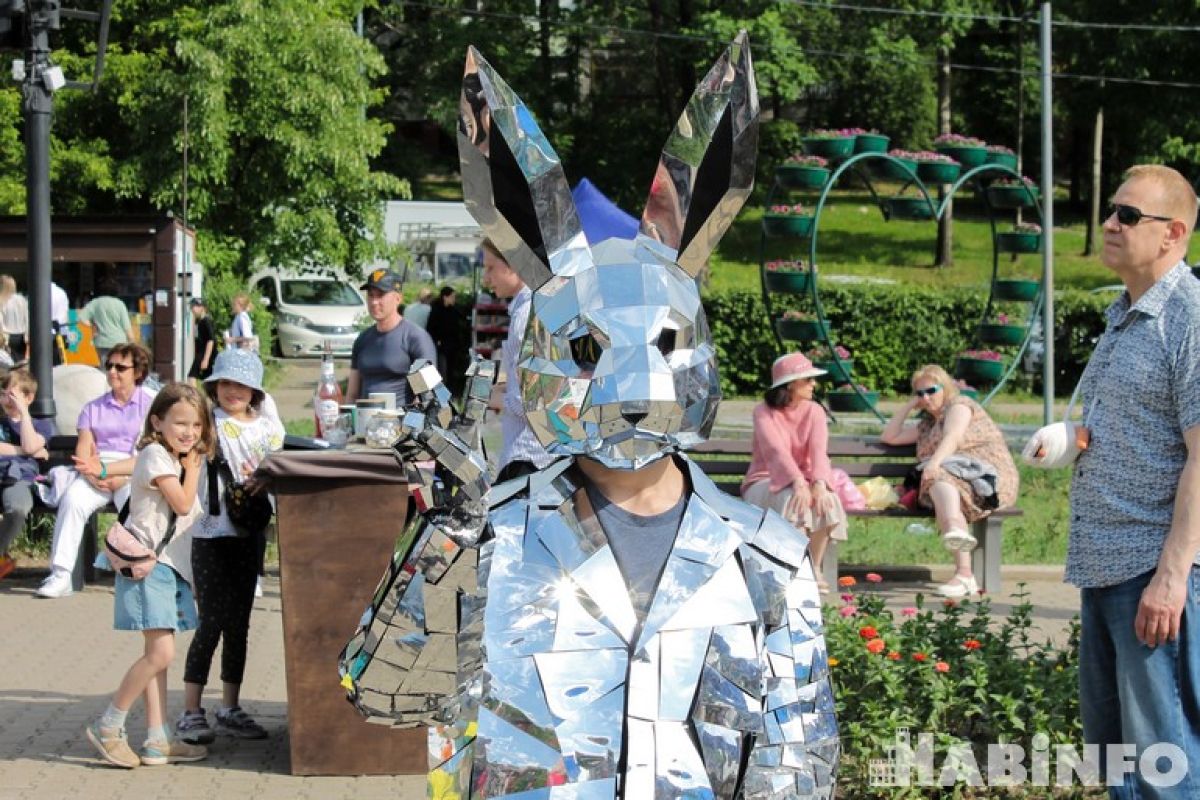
37, 343, 155, 599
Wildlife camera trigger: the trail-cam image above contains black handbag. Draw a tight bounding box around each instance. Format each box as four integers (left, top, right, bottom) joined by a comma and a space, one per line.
208, 453, 273, 537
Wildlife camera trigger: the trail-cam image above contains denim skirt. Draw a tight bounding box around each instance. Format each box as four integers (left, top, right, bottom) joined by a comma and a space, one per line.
113, 562, 197, 632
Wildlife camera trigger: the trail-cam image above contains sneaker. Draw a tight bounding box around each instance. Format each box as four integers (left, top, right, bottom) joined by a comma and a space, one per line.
941, 528, 978, 552
215, 706, 268, 739
938, 574, 980, 599
85, 722, 140, 769
255, 576, 264, 598
175, 708, 215, 745
36, 570, 74, 599
0, 554, 15, 581
140, 738, 207, 766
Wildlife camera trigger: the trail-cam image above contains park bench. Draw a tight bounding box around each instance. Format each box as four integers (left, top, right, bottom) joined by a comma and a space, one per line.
689, 436, 1022, 592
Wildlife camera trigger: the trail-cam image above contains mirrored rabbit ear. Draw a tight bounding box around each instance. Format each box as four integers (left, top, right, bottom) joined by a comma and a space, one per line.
458, 46, 591, 292
639, 31, 759, 278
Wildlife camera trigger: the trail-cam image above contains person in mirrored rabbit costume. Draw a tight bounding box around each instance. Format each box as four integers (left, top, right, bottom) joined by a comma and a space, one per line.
338, 32, 839, 799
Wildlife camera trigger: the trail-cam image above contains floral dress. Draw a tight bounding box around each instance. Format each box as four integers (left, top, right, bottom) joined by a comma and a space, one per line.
916, 396, 1019, 522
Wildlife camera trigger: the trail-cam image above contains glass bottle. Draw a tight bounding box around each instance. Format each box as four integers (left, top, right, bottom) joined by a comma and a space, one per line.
313, 341, 343, 438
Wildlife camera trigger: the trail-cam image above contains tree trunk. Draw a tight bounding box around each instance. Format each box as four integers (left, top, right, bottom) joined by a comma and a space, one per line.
1085, 100, 1104, 256
935, 46, 953, 268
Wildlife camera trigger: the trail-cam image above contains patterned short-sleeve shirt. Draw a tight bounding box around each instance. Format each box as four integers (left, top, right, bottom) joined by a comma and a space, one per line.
1067, 261, 1200, 588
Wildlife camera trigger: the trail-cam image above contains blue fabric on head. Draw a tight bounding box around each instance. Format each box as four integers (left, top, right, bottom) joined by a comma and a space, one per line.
204, 348, 264, 392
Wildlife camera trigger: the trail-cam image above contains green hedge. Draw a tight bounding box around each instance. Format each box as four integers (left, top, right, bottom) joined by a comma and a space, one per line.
705, 283, 1110, 397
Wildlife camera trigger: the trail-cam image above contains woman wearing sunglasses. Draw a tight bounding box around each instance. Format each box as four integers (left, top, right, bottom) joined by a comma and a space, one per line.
38, 343, 156, 599
881, 364, 1018, 598
741, 352, 865, 591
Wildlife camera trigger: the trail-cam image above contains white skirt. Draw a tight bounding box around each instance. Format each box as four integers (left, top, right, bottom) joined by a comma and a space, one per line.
742, 479, 849, 542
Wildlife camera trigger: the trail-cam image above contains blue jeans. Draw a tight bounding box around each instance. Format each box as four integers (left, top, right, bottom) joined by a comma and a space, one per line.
1080, 567, 1200, 799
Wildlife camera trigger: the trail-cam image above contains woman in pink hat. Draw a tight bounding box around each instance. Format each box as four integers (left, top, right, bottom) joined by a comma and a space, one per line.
741, 352, 861, 589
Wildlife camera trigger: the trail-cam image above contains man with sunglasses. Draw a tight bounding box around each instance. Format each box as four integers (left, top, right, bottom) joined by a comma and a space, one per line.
1066, 164, 1200, 796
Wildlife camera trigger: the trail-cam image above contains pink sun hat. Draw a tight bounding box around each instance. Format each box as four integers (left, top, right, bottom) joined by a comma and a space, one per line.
769, 352, 827, 389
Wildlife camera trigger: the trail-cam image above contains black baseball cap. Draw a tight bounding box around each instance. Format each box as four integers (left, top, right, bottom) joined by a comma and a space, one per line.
361, 269, 403, 293
189, 297, 206, 307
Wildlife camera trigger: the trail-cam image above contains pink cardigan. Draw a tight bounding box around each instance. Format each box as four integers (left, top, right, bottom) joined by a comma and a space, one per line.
740, 399, 833, 494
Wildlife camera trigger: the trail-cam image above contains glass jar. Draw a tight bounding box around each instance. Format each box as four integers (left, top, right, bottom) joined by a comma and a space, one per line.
365, 410, 403, 449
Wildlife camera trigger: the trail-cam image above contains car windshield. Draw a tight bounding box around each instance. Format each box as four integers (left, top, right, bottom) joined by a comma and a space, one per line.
280, 280, 361, 306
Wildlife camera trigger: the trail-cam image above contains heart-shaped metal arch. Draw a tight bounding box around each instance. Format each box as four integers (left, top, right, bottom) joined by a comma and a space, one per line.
758, 153, 1046, 420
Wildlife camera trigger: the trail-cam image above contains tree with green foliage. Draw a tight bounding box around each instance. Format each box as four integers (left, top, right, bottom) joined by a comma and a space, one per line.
0, 0, 406, 279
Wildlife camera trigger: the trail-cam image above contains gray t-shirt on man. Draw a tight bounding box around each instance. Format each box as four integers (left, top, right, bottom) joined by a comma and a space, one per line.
351, 320, 437, 408
586, 481, 686, 622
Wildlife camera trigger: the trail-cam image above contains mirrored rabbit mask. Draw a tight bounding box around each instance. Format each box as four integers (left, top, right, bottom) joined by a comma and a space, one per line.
459, 33, 758, 470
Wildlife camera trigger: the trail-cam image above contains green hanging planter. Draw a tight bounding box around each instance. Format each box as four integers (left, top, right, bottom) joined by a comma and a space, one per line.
916, 161, 962, 184
958, 387, 980, 401
987, 184, 1040, 209
955, 356, 1006, 384
763, 270, 813, 293
885, 197, 935, 221
996, 231, 1042, 253
777, 318, 829, 341
985, 150, 1018, 170
763, 214, 814, 238
828, 390, 879, 412
776, 164, 831, 189
936, 144, 988, 168
993, 279, 1041, 301
802, 136, 856, 160
816, 359, 854, 383
854, 133, 890, 154
978, 323, 1028, 346
875, 158, 918, 181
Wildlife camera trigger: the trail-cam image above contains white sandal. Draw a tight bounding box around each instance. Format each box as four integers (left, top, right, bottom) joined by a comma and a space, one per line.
938, 574, 979, 598
941, 528, 977, 552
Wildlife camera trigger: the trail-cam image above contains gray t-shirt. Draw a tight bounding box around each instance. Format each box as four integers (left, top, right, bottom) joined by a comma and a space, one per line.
351, 320, 437, 408
586, 482, 685, 621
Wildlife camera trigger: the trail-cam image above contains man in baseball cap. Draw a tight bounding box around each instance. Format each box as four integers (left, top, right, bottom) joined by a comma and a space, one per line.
348, 268, 436, 408
360, 269, 404, 294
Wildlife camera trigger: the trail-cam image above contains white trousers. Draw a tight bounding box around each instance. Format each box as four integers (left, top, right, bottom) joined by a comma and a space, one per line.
49, 474, 131, 574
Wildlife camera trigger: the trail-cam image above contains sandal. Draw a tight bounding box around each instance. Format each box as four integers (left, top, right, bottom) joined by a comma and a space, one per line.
941, 528, 978, 552
938, 574, 979, 599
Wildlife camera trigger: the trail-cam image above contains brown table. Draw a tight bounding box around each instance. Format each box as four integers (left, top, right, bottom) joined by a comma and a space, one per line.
259, 449, 426, 776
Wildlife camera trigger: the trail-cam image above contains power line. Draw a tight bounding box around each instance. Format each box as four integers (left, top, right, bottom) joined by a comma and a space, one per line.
786, 0, 1200, 34
389, 0, 1200, 90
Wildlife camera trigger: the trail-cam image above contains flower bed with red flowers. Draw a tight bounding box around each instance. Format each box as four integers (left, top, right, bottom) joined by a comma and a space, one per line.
824, 579, 1082, 796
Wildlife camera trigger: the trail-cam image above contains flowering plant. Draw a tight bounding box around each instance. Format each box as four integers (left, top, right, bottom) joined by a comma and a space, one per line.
764, 259, 808, 273
824, 579, 1081, 792
1013, 222, 1042, 234
805, 343, 851, 361
986, 144, 1015, 155
831, 383, 872, 394
909, 150, 958, 165
959, 349, 1003, 361
781, 309, 818, 321
954, 379, 977, 392
767, 203, 806, 216
993, 175, 1038, 189
784, 153, 828, 167
886, 148, 920, 160
987, 312, 1011, 325
806, 127, 859, 139
934, 132, 985, 147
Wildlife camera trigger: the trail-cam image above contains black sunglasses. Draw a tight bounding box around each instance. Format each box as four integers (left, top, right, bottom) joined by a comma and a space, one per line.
105, 362, 134, 373
913, 385, 942, 398
1106, 203, 1173, 227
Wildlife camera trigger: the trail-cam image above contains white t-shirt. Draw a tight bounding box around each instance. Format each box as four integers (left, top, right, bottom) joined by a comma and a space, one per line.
50, 283, 68, 327
228, 310, 257, 350
127, 442, 203, 585
2, 293, 28, 335
195, 396, 285, 539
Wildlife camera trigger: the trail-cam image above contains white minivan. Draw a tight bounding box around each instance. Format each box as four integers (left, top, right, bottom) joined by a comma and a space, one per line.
250, 269, 368, 357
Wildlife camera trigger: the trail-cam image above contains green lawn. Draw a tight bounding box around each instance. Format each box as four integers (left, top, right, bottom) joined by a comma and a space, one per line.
708, 189, 1118, 294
